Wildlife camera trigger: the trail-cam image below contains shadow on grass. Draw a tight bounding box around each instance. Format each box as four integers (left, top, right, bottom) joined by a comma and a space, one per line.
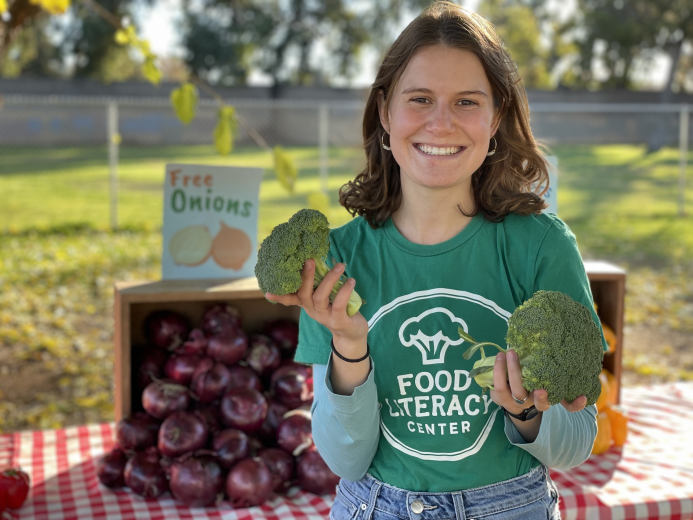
0, 221, 159, 238
566, 213, 693, 269
0, 145, 363, 178
548, 145, 693, 267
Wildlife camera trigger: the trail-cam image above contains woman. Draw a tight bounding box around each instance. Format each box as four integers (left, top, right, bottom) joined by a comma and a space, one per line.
266, 2, 606, 519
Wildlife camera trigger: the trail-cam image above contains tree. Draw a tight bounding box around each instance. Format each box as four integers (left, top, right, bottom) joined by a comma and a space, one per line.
181, 0, 372, 90
1, 14, 60, 77
556, 0, 692, 150
478, 0, 552, 89
1, 0, 143, 82
180, 0, 442, 91
559, 0, 693, 93
61, 0, 141, 83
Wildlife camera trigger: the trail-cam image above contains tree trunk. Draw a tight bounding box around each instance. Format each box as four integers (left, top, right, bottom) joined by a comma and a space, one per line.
0, 0, 42, 68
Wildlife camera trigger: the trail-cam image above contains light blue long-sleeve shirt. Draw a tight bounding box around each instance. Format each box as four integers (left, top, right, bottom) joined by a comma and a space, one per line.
311, 358, 598, 483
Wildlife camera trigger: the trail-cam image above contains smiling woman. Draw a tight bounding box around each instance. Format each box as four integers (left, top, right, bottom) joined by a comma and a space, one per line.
340, 3, 550, 237
269, 2, 604, 520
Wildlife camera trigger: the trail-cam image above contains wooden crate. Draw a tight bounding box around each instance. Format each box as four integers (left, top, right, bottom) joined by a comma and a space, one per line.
114, 277, 300, 422
585, 261, 627, 404
114, 261, 626, 420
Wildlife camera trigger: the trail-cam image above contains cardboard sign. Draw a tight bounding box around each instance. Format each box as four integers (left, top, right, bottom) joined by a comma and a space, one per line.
544, 155, 559, 215
162, 164, 263, 280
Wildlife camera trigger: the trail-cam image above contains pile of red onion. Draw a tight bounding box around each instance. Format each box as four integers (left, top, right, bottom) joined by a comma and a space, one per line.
99, 306, 340, 508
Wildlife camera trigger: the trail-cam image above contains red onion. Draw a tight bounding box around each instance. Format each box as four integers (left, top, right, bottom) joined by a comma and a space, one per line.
270, 362, 312, 388
144, 310, 190, 351
225, 458, 274, 508
158, 411, 209, 459
264, 319, 299, 358
273, 372, 313, 410
276, 411, 313, 456
201, 304, 242, 336
97, 448, 128, 488
227, 365, 263, 393
124, 447, 168, 498
297, 449, 340, 495
206, 327, 248, 366
164, 353, 202, 386
246, 335, 282, 377
258, 448, 295, 492
132, 346, 167, 391
178, 328, 208, 355
212, 429, 251, 469
169, 454, 224, 507
191, 357, 232, 404
116, 412, 161, 451
193, 406, 224, 435
220, 388, 268, 434
142, 379, 190, 420
257, 399, 289, 444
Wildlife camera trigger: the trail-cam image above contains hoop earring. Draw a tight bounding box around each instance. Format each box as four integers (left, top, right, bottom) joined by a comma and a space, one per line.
486, 136, 497, 157
381, 133, 391, 151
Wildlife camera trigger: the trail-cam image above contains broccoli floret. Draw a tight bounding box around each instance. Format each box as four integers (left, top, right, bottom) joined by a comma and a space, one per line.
255, 209, 364, 316
459, 290, 604, 406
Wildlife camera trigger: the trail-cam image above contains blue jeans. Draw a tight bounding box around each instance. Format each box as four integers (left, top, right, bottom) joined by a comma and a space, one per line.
330, 466, 561, 520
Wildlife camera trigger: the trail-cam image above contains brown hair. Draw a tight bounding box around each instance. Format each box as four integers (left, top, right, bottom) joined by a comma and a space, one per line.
339, 1, 549, 228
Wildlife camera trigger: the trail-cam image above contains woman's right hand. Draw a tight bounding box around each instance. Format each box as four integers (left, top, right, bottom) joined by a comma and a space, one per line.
265, 259, 369, 346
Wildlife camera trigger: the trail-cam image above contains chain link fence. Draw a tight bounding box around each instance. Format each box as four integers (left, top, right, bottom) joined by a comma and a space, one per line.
0, 95, 691, 229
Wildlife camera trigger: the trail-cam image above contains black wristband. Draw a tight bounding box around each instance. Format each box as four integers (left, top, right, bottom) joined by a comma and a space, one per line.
331, 338, 370, 363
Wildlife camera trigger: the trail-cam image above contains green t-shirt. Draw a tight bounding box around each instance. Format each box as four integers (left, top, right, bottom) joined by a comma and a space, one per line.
295, 211, 606, 492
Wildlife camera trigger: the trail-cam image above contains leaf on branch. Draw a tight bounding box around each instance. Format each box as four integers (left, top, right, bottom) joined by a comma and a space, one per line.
114, 26, 137, 46
170, 83, 198, 125
30, 0, 71, 15
142, 56, 161, 86
136, 39, 153, 57
273, 146, 298, 193
308, 192, 329, 214
214, 106, 238, 156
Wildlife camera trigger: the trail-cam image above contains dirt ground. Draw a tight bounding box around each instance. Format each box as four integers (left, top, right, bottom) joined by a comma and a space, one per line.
619, 324, 693, 386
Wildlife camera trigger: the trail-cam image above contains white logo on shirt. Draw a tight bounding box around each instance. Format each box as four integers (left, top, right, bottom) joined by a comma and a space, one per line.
368, 288, 512, 461
399, 308, 468, 365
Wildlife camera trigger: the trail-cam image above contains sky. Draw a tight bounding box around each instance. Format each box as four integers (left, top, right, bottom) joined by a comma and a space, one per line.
136, 0, 670, 90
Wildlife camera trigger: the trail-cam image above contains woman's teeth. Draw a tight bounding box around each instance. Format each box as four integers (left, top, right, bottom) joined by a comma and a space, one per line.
416, 144, 463, 156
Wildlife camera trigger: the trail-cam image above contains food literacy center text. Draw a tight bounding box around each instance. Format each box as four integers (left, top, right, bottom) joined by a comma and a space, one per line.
383, 369, 497, 436
169, 171, 253, 217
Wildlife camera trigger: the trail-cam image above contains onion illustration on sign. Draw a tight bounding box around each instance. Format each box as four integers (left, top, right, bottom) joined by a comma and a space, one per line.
169, 222, 251, 270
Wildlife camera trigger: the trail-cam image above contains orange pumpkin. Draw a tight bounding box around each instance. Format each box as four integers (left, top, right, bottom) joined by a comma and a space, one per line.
596, 371, 611, 412
605, 405, 628, 447
601, 322, 617, 354
592, 411, 612, 455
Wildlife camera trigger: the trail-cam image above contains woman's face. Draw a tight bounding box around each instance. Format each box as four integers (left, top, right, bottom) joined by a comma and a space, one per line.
379, 45, 499, 196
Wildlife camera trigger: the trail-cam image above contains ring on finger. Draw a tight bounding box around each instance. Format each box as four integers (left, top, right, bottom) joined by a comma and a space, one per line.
314, 304, 329, 311
512, 392, 529, 405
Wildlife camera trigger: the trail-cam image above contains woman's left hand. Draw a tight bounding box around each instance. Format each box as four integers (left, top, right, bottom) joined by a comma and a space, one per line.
490, 349, 588, 415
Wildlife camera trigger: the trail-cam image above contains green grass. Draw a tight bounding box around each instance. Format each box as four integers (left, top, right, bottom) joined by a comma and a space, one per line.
0, 145, 365, 239
549, 144, 693, 265
2, 143, 692, 264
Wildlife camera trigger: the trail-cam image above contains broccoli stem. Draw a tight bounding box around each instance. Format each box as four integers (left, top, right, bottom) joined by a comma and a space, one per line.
312, 257, 363, 316
462, 342, 507, 360
460, 335, 514, 392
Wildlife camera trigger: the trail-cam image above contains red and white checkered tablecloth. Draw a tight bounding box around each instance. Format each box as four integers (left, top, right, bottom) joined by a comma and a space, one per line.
2, 383, 693, 520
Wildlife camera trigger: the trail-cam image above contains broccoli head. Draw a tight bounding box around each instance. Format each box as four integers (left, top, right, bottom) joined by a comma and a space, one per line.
254, 209, 364, 316
459, 290, 604, 406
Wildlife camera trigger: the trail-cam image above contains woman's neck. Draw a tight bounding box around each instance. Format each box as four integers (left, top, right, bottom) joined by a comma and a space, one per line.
391, 193, 475, 246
